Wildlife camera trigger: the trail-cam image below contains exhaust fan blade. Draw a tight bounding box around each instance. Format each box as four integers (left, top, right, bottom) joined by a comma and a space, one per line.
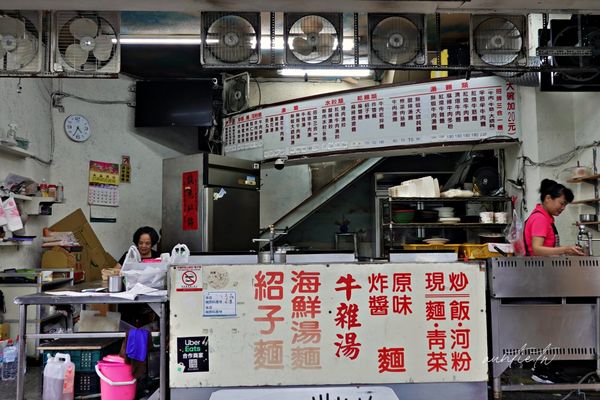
93, 34, 113, 61
316, 33, 335, 56
12, 38, 35, 67
65, 43, 89, 68
0, 16, 25, 37
70, 17, 98, 40
301, 16, 323, 35
292, 36, 313, 56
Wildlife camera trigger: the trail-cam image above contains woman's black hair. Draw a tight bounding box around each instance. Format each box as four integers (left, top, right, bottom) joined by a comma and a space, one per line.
133, 226, 160, 246
539, 179, 574, 203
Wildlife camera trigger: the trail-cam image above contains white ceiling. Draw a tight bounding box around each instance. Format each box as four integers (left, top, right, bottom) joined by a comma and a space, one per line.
3, 0, 600, 13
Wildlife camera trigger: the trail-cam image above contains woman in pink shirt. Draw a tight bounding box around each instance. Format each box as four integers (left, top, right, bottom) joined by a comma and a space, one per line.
524, 179, 584, 256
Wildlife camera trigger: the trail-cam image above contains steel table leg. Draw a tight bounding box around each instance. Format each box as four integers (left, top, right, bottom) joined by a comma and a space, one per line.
492, 376, 502, 399
160, 302, 167, 400
16, 304, 27, 400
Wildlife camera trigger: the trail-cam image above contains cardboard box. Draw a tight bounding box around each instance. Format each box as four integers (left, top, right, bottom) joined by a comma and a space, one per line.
0, 323, 9, 340
41, 246, 85, 282
49, 209, 116, 282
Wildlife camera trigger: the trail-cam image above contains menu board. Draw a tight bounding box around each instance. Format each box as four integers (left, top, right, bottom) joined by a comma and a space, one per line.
223, 76, 520, 161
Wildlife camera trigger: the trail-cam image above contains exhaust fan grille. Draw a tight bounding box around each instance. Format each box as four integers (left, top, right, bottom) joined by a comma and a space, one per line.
471, 14, 527, 67
201, 12, 261, 66
0, 10, 43, 73
224, 72, 250, 115
52, 11, 120, 74
285, 13, 342, 65
368, 14, 426, 66
550, 15, 600, 84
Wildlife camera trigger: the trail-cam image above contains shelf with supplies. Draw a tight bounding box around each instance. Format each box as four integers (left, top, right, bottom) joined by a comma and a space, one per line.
3, 194, 60, 216
0, 269, 74, 358
567, 173, 600, 184
0, 240, 34, 247
385, 222, 508, 228
568, 149, 599, 231
0, 143, 32, 158
387, 196, 510, 203
571, 197, 600, 205
375, 195, 510, 258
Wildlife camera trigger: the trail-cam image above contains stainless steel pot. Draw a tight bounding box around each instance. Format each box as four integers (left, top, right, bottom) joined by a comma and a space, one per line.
108, 275, 123, 292
580, 214, 598, 223
258, 250, 287, 264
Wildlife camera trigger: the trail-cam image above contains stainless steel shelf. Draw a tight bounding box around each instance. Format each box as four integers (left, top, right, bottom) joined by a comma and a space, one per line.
387, 196, 510, 202
384, 222, 508, 228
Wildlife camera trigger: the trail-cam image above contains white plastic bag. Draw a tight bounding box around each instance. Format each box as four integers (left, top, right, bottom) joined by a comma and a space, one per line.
2, 197, 23, 232
121, 245, 169, 290
170, 243, 190, 264
43, 353, 75, 400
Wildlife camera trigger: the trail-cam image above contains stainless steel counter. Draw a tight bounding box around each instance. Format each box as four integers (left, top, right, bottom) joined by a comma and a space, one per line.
14, 281, 168, 400
488, 256, 600, 398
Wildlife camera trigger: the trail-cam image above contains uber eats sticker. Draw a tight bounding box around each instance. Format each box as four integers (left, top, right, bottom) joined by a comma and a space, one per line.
177, 336, 209, 373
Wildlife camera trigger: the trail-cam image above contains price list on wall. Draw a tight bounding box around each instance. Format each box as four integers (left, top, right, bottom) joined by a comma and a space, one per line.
223, 76, 520, 162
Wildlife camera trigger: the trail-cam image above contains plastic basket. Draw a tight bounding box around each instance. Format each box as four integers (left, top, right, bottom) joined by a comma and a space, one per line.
41, 339, 121, 373
402, 243, 461, 252
461, 244, 513, 259
43, 349, 101, 373
75, 371, 101, 396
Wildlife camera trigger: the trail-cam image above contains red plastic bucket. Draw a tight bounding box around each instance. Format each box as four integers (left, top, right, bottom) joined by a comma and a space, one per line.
95, 355, 136, 400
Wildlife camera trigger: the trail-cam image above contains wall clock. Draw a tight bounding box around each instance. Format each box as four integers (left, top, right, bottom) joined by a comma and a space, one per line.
64, 114, 91, 142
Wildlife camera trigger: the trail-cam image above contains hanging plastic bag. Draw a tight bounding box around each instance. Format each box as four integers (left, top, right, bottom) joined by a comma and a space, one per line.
170, 243, 190, 264
121, 245, 168, 290
506, 209, 525, 256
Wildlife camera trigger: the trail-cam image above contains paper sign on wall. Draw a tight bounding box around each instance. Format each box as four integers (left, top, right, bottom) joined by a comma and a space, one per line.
175, 265, 202, 292
182, 171, 199, 231
203, 291, 236, 317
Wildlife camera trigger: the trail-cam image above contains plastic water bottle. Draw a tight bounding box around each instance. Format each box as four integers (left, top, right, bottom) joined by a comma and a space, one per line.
43, 355, 64, 400
62, 362, 74, 400
2, 339, 17, 380
39, 179, 49, 197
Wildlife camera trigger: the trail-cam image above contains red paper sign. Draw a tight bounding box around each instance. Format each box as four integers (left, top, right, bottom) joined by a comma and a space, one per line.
182, 171, 199, 231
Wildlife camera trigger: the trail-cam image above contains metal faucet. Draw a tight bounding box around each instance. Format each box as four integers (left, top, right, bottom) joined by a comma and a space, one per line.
252, 225, 288, 263
577, 224, 600, 256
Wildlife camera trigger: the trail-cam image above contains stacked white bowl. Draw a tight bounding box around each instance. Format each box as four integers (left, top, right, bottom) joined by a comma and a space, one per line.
435, 207, 460, 223
435, 207, 454, 218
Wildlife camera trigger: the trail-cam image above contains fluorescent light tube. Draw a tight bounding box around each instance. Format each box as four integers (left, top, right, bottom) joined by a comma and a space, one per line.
278, 69, 372, 77
116, 37, 202, 45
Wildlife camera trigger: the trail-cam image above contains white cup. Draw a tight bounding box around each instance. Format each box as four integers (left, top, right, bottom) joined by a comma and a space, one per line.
480, 212, 494, 224
494, 212, 508, 224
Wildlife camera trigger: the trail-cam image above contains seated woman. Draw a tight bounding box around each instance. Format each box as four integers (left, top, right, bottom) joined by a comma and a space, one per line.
116, 226, 161, 268
116, 226, 161, 329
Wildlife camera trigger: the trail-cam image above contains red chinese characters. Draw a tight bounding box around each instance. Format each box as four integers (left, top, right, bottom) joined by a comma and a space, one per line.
424, 271, 473, 373
291, 270, 323, 369
378, 347, 407, 373
254, 271, 284, 301
253, 270, 286, 369
334, 274, 363, 360
505, 82, 517, 135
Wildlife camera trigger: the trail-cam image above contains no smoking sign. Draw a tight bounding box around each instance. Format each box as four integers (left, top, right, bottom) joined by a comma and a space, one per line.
175, 265, 203, 292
